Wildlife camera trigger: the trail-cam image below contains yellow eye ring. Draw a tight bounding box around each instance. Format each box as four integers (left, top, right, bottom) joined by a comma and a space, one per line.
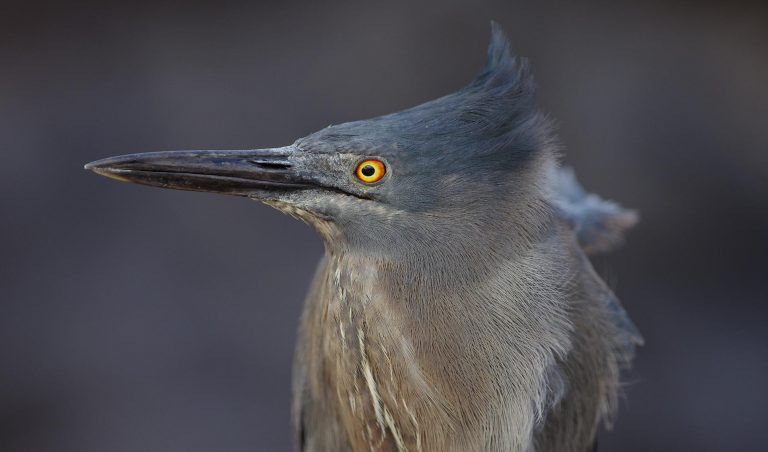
355, 159, 386, 183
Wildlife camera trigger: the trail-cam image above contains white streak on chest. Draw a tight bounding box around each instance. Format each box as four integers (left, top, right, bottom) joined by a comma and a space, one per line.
327, 256, 411, 452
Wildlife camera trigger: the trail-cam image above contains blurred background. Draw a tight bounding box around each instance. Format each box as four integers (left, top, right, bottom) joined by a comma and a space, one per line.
1, 0, 766, 451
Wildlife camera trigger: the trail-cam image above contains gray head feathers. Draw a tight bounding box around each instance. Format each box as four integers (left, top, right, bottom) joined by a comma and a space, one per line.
299, 22, 549, 176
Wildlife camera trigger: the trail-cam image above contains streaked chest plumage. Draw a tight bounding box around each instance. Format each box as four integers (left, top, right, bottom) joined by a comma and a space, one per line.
311, 255, 423, 452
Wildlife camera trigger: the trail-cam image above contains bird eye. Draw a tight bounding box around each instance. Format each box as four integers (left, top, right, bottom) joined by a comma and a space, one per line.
355, 159, 386, 183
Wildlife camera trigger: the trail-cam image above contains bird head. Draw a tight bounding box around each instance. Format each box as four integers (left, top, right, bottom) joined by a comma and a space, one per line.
85, 24, 555, 259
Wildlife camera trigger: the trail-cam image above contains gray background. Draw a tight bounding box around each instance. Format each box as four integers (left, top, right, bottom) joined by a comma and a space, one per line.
1, 1, 766, 451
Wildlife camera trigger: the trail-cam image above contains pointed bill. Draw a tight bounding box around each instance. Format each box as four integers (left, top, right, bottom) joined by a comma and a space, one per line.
84, 146, 312, 196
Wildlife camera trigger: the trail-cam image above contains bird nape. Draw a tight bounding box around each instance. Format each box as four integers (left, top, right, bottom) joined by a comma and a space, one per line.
85, 22, 641, 452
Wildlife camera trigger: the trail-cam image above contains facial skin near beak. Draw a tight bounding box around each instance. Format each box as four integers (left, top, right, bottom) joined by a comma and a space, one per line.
84, 146, 312, 196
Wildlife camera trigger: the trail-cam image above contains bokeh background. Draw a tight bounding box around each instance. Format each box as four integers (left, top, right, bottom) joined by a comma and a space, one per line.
1, 1, 766, 451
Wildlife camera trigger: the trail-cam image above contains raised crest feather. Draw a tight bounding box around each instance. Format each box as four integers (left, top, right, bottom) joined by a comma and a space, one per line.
484, 21, 515, 73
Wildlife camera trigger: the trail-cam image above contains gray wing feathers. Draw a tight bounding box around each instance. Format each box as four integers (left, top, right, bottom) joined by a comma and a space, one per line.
549, 166, 638, 255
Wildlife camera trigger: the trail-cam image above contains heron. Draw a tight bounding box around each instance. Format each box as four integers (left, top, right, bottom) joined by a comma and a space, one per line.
85, 23, 641, 452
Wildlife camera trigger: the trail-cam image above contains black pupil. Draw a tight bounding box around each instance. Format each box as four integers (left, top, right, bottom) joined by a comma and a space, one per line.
361, 165, 376, 177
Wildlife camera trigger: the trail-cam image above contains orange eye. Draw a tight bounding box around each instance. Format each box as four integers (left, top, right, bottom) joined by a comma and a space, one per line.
355, 159, 386, 183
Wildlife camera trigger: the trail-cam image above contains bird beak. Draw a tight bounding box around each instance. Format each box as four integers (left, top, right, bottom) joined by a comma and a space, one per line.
84, 146, 312, 196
